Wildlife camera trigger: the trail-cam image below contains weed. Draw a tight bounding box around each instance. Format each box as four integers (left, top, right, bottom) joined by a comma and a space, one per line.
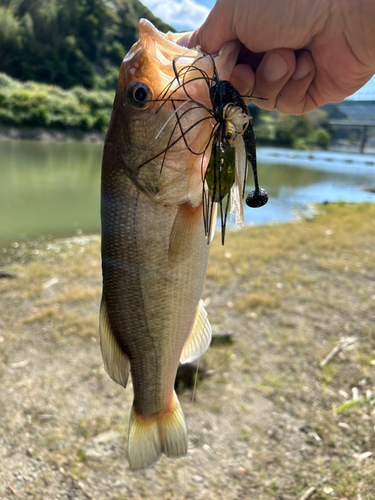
333, 398, 369, 413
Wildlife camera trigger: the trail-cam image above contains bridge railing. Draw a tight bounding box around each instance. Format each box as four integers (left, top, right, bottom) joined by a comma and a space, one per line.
345, 92, 375, 101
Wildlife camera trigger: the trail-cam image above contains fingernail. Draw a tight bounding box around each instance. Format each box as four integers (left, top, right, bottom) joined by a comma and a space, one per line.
263, 53, 289, 82
292, 58, 311, 80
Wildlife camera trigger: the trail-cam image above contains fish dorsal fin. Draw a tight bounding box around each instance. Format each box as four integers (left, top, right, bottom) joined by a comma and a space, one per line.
180, 300, 212, 364
99, 298, 130, 387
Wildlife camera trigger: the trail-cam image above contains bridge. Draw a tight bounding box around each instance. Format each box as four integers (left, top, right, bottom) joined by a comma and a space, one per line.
344, 91, 375, 101
328, 120, 375, 153
328, 97, 375, 152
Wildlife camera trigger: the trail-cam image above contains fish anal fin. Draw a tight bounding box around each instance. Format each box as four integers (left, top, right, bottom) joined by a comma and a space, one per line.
169, 202, 203, 263
180, 299, 212, 364
128, 391, 187, 470
99, 298, 130, 387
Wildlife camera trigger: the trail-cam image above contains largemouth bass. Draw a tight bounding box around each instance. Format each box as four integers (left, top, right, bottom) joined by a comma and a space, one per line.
100, 19, 240, 470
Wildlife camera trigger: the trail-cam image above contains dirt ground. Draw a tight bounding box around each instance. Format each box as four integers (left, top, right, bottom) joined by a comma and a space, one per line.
0, 202, 374, 500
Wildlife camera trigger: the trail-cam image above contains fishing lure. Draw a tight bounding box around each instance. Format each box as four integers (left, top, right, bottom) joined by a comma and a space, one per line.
135, 50, 268, 244
203, 63, 268, 243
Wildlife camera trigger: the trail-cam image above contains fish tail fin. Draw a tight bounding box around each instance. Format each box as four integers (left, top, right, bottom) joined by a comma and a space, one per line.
127, 391, 188, 470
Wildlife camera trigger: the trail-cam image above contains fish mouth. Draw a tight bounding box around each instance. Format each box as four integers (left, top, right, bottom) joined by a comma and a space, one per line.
138, 18, 241, 68
125, 19, 241, 103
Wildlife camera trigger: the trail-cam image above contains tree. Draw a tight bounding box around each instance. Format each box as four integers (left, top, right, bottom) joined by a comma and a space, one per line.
0, 0, 174, 89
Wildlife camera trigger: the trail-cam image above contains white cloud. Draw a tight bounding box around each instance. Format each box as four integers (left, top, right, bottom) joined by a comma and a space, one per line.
142, 0, 210, 30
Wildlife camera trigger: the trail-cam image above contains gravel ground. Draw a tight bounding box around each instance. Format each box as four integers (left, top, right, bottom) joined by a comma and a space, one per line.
1, 202, 375, 500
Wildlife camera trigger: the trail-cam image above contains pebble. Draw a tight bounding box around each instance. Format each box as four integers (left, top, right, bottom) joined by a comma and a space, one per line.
338, 389, 349, 399
83, 431, 122, 461
338, 422, 350, 430
352, 387, 359, 400
357, 451, 373, 461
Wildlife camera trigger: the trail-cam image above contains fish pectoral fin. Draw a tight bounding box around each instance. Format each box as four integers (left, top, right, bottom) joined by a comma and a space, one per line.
128, 392, 188, 470
99, 298, 130, 388
168, 202, 204, 263
180, 299, 212, 364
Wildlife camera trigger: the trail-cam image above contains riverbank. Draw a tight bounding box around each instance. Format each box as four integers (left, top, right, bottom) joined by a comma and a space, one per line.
1, 202, 375, 499
1, 124, 373, 159
0, 126, 105, 143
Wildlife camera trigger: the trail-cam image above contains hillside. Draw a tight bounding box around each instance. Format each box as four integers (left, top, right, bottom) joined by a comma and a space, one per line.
0, 0, 174, 90
322, 102, 375, 122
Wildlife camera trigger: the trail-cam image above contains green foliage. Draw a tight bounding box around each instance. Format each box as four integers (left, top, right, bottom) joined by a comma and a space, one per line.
310, 127, 331, 148
0, 0, 174, 89
275, 114, 314, 146
0, 72, 114, 130
253, 108, 333, 150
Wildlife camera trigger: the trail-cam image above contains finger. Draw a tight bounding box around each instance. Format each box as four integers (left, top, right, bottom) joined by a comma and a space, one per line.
276, 51, 317, 114
185, 0, 235, 53
251, 49, 296, 111
177, 32, 192, 47
230, 64, 256, 97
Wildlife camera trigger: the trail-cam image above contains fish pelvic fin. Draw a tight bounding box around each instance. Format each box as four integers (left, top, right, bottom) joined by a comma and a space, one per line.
99, 298, 130, 387
128, 391, 188, 470
180, 299, 212, 364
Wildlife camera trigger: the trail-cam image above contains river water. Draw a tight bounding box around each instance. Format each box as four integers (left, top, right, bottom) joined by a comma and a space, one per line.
0, 141, 374, 247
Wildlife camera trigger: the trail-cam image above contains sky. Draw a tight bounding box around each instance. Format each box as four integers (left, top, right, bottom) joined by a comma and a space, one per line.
141, 0, 375, 99
142, 0, 212, 31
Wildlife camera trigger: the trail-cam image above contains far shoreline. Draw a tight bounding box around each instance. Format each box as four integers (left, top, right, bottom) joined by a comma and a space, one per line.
1, 126, 375, 155
0, 125, 105, 144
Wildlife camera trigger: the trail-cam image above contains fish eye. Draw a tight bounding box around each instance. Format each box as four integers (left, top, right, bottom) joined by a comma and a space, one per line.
127, 82, 153, 109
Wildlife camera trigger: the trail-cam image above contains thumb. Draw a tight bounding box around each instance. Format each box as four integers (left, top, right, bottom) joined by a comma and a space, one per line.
182, 2, 236, 54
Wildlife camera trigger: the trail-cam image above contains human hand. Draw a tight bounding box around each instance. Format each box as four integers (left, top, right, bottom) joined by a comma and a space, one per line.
178, 0, 375, 114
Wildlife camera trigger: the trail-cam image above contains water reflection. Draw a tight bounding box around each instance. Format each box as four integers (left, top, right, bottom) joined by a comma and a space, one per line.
0, 141, 102, 244
0, 141, 374, 245
243, 148, 375, 225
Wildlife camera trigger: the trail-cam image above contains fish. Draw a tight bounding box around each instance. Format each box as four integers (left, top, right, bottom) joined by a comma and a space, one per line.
99, 19, 242, 470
